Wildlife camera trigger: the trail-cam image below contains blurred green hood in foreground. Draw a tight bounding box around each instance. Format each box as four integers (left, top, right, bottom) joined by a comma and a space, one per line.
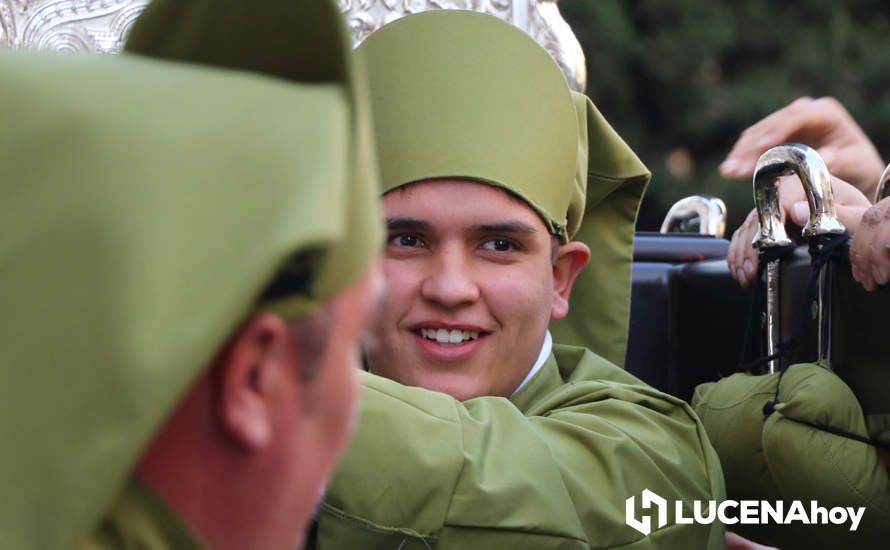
0, 0, 380, 547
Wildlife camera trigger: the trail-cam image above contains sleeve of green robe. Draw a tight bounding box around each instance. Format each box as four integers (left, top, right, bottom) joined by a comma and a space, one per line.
316, 368, 725, 549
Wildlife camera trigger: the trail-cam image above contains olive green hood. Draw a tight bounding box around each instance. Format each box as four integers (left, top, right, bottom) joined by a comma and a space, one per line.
0, 1, 379, 548
552, 93, 651, 366
125, 0, 381, 307
355, 10, 649, 365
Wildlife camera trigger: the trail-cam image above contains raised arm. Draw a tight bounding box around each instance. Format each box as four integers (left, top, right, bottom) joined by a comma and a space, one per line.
720, 97, 884, 198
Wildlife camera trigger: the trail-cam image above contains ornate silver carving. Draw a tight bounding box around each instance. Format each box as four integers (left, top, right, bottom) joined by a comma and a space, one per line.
1, 1, 20, 45
1, 1, 149, 53
527, 1, 586, 92
2, 0, 585, 91
341, 0, 512, 44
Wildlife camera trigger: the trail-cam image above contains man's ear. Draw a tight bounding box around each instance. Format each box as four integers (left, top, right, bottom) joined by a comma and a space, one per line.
550, 241, 591, 320
215, 313, 296, 451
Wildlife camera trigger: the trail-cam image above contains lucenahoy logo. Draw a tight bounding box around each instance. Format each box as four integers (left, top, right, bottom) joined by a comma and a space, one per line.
625, 489, 865, 535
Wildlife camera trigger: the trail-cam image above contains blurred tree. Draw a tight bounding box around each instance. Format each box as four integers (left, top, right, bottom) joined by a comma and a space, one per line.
560, 0, 890, 232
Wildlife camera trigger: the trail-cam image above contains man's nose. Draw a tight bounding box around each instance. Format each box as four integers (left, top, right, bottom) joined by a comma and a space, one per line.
420, 246, 480, 308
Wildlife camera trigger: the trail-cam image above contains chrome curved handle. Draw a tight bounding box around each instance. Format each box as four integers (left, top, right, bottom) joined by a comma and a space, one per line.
754, 143, 847, 369
752, 151, 793, 250
659, 195, 727, 238
754, 143, 846, 241
752, 144, 825, 372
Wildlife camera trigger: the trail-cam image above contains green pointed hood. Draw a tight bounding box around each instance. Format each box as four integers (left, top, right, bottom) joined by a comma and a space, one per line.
0, 2, 379, 548
355, 10, 649, 365
552, 93, 650, 366
124, 0, 381, 306
356, 10, 579, 240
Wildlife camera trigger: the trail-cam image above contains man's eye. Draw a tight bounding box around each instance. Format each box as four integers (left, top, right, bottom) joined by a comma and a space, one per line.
481, 238, 517, 252
388, 234, 424, 248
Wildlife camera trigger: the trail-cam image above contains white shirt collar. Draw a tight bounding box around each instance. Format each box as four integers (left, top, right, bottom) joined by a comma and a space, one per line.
511, 330, 552, 396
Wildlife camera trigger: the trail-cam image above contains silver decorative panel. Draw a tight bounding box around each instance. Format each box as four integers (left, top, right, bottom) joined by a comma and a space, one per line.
0, 0, 585, 90
0, 0, 149, 54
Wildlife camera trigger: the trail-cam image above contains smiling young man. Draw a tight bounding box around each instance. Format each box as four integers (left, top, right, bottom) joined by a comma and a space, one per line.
310, 10, 725, 550
370, 180, 589, 401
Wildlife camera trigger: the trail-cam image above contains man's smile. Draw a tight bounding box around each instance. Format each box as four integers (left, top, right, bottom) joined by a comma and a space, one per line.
405, 322, 492, 362
412, 331, 485, 361
418, 327, 481, 345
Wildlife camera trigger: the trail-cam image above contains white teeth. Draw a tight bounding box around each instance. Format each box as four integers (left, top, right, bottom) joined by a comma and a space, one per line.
419, 328, 481, 345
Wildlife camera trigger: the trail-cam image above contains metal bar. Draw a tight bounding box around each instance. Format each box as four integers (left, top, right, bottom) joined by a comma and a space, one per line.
765, 259, 781, 373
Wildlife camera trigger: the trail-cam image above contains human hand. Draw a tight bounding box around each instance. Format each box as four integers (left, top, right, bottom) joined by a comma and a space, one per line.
728, 176, 870, 288
720, 97, 884, 198
851, 196, 890, 291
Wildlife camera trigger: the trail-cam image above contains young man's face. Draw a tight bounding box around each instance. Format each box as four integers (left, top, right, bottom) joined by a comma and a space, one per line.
366, 179, 580, 400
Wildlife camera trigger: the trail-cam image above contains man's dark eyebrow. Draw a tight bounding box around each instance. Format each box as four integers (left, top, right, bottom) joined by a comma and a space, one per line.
472, 221, 539, 234
386, 217, 432, 232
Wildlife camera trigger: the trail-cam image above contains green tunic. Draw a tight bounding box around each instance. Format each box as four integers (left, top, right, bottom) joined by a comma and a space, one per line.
314, 345, 726, 549
80, 478, 202, 550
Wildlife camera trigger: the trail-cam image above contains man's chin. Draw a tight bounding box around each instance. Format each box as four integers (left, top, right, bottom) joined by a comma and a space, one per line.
409, 368, 502, 401
371, 363, 482, 401
426, 383, 487, 402
367, 343, 504, 400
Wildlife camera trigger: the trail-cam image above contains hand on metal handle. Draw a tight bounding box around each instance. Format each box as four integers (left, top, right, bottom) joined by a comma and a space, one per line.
751, 144, 849, 369
754, 144, 851, 368
754, 143, 846, 242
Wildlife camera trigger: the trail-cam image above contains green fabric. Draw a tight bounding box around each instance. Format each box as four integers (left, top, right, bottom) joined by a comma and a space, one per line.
356, 10, 577, 240
0, 2, 378, 547
356, 10, 650, 366
315, 344, 725, 549
80, 478, 202, 550
550, 94, 650, 366
693, 364, 890, 548
124, 0, 382, 306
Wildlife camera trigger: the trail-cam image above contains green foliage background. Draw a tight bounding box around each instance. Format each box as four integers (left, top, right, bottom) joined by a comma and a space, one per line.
560, 0, 890, 232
